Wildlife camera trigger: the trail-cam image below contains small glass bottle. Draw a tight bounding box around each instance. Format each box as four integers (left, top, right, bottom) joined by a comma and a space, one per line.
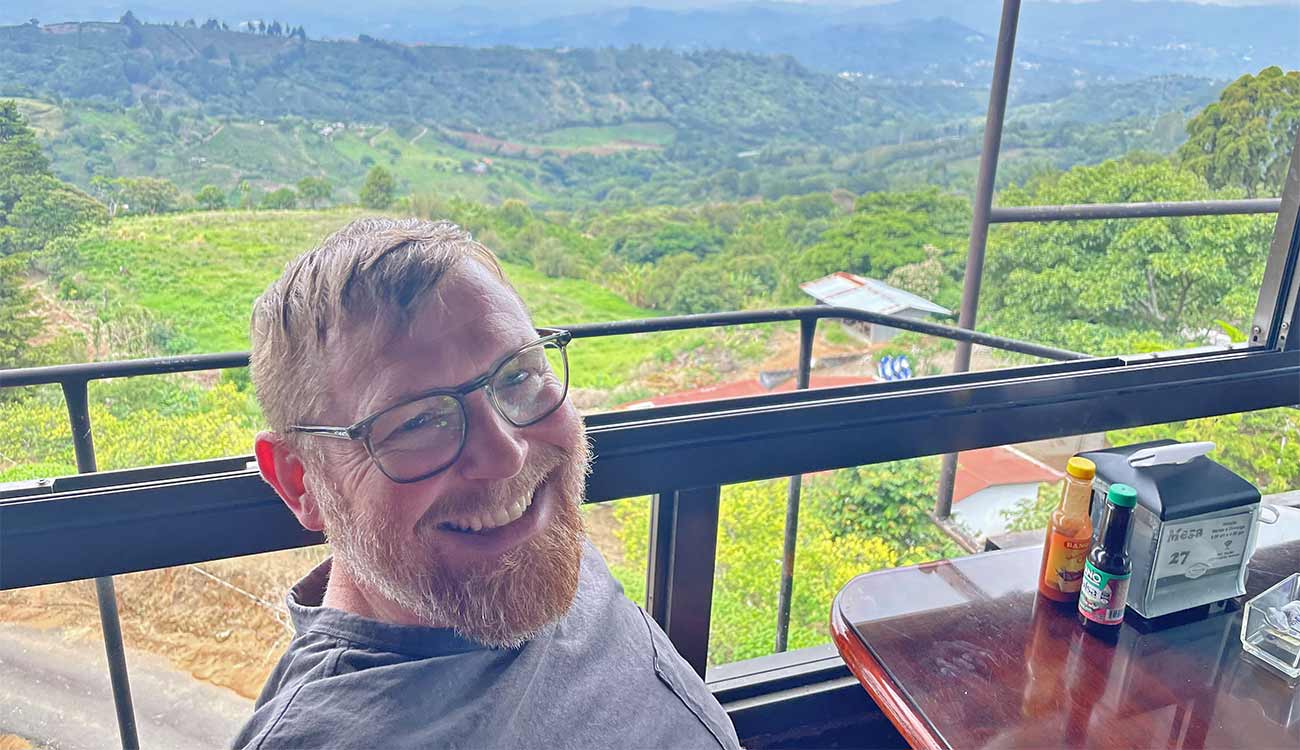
1078, 483, 1138, 637
1037, 456, 1095, 603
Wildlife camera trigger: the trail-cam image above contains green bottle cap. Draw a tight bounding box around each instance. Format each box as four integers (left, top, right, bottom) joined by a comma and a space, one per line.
1107, 483, 1137, 508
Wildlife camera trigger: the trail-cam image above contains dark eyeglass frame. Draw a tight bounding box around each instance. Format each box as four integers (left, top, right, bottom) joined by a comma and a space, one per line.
289, 327, 572, 483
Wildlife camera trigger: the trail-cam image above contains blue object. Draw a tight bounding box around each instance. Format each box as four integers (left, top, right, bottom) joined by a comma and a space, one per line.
877, 354, 912, 381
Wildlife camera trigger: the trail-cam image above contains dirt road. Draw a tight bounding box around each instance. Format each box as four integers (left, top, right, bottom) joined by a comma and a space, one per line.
0, 624, 251, 750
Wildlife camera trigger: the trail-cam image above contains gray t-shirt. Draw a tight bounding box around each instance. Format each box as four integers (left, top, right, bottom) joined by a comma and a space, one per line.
231, 543, 741, 749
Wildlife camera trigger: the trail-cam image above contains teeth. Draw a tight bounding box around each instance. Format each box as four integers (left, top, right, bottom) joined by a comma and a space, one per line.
444, 492, 534, 533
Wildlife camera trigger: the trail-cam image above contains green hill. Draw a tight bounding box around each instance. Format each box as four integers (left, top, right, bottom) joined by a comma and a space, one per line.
0, 19, 910, 151
53, 209, 766, 392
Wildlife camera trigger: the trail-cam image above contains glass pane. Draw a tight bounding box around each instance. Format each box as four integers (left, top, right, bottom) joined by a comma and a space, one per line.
707, 460, 969, 668
579, 497, 651, 609
0, 376, 263, 481
0, 546, 327, 748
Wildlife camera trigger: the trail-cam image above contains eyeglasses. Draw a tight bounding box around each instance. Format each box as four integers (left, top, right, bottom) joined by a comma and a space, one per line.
290, 328, 572, 483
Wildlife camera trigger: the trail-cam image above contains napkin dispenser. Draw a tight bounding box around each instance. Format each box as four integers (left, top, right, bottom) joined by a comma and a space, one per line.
1077, 440, 1261, 620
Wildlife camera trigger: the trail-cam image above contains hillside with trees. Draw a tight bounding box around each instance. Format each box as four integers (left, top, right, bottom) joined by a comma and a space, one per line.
0, 5, 1295, 700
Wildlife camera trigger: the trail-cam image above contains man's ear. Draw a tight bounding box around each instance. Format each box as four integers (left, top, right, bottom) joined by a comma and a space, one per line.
255, 431, 326, 532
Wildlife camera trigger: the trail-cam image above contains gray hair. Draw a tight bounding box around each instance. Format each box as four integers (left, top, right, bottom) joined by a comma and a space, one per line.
250, 217, 506, 436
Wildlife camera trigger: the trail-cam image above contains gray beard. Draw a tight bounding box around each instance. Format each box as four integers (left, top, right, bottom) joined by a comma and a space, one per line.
316, 441, 589, 648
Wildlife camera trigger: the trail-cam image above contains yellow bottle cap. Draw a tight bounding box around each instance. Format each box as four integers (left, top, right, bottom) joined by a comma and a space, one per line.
1066, 456, 1096, 480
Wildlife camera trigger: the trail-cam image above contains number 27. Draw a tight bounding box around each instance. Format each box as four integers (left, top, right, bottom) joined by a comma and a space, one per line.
1167, 551, 1190, 566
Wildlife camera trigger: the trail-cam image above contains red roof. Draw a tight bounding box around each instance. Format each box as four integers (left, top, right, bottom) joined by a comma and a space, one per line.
619, 375, 1064, 502
619, 374, 875, 409
953, 446, 1064, 503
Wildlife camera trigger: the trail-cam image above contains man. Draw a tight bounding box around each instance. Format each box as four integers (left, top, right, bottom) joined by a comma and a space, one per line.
233, 218, 741, 749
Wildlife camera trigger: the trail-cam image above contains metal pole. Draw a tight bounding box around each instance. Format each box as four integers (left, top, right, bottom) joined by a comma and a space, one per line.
775, 318, 816, 652
936, 0, 1022, 520
62, 380, 140, 750
990, 197, 1282, 223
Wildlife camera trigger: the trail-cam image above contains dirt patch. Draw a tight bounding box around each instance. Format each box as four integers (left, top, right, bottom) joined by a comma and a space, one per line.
444, 129, 662, 159
23, 273, 107, 359
0, 547, 327, 700
0, 735, 34, 750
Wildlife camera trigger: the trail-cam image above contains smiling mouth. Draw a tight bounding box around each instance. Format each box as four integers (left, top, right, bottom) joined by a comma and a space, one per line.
436, 488, 537, 535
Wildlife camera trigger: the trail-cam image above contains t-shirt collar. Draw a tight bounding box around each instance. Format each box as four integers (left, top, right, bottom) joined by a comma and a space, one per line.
285, 557, 497, 657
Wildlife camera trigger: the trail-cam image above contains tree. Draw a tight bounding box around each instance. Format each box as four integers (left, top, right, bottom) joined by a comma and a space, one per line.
0, 255, 40, 368
1178, 67, 1300, 198
667, 263, 742, 314
793, 189, 968, 288
260, 187, 297, 210
296, 177, 332, 208
1, 101, 108, 255
0, 101, 52, 180
807, 457, 959, 564
359, 166, 396, 209
194, 185, 226, 210
113, 177, 181, 215
6, 177, 108, 254
983, 158, 1273, 354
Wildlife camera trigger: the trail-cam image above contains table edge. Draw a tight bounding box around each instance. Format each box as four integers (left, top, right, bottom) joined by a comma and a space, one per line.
830, 591, 947, 750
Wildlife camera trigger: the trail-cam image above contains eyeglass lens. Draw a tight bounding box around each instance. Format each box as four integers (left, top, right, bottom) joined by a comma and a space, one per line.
368, 341, 567, 480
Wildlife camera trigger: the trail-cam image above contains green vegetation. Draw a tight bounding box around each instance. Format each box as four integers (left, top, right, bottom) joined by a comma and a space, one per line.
0, 100, 108, 368
612, 464, 959, 666
982, 158, 1274, 355
0, 13, 1297, 675
1179, 67, 1300, 198
359, 166, 395, 209
534, 123, 677, 148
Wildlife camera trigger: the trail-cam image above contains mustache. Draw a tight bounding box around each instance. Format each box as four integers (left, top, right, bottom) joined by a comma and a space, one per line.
415, 441, 582, 527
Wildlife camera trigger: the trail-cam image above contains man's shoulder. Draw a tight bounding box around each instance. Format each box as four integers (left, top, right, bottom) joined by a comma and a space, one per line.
230, 632, 352, 750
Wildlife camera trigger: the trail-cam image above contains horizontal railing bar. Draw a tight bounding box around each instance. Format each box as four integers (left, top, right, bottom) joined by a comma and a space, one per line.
990, 198, 1282, 223
0, 307, 1086, 390
561, 307, 1087, 361
0, 352, 250, 388
581, 348, 1299, 501
4, 347, 1296, 589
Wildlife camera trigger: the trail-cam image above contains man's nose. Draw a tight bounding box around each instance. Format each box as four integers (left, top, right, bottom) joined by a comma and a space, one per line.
455, 390, 527, 481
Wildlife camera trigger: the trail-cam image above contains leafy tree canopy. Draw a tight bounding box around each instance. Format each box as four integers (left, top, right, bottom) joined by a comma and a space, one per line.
0, 100, 108, 255
1178, 66, 1300, 198
360, 166, 395, 209
791, 188, 968, 298
983, 158, 1273, 354
295, 177, 332, 208
194, 184, 226, 210
261, 187, 297, 210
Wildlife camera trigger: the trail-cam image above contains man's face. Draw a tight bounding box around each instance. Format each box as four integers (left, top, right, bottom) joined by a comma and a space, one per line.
306, 260, 588, 647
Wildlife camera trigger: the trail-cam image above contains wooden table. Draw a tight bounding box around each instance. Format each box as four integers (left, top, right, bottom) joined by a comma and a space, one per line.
832, 539, 1300, 749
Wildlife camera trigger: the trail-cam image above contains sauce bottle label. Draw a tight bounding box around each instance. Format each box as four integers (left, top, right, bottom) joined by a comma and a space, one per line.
1078, 561, 1130, 625
1043, 532, 1089, 593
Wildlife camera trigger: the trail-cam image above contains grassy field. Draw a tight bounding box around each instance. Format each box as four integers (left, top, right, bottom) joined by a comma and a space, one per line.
13, 99, 551, 203
534, 122, 677, 148
57, 209, 772, 393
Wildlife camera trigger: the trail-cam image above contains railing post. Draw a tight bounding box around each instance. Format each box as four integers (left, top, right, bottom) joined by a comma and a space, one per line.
644, 486, 721, 678
61, 380, 140, 750
937, 0, 1022, 520
775, 318, 816, 652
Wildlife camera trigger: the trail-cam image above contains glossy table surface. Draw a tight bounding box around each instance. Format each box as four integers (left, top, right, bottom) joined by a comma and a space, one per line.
832, 539, 1300, 750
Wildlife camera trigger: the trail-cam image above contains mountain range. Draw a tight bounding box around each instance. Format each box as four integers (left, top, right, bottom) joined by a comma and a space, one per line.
5, 1, 1297, 92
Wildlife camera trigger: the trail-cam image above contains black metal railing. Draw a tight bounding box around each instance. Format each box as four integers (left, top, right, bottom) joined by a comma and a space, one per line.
4, 294, 1300, 750
0, 305, 1080, 743
1, 1, 1297, 747
934, 0, 1292, 521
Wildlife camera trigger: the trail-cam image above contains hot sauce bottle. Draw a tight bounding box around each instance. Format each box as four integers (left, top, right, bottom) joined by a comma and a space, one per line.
1037, 457, 1095, 602
1078, 483, 1138, 637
